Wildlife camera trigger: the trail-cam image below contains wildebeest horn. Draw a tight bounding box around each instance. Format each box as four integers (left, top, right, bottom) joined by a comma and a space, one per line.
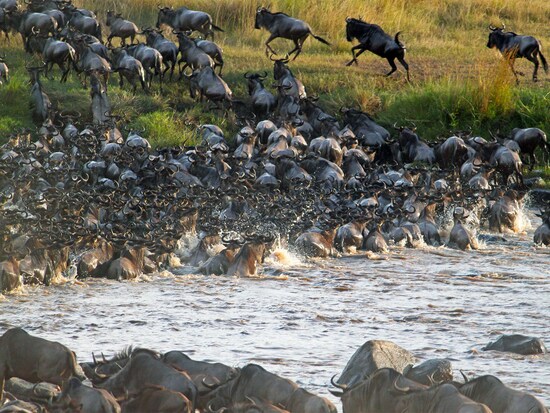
92, 353, 98, 365
460, 370, 469, 383
243, 71, 253, 79
207, 401, 227, 413
330, 374, 347, 390
392, 377, 410, 393
489, 24, 496, 31
201, 376, 221, 389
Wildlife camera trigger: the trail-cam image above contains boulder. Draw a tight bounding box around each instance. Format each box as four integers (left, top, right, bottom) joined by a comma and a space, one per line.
337, 340, 416, 387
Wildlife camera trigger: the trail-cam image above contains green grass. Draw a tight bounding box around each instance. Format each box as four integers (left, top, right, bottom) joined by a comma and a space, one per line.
0, 0, 549, 152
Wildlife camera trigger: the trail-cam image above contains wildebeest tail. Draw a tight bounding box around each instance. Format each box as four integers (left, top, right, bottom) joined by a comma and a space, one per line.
395, 31, 406, 49
312, 33, 331, 46
539, 48, 548, 73
212, 23, 224, 32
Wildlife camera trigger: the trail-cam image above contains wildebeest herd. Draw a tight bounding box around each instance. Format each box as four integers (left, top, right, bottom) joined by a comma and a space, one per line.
0, 0, 549, 292
0, 328, 547, 412
0, 1, 549, 411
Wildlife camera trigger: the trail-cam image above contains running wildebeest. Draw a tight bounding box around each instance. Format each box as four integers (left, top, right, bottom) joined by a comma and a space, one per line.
344, 17, 409, 80
156, 5, 223, 40
487, 24, 548, 83
254, 7, 330, 60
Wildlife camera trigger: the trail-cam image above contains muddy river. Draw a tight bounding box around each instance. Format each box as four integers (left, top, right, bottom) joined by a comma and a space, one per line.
1, 210, 548, 407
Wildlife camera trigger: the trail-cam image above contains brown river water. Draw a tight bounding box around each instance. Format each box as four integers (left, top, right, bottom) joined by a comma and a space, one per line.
1, 209, 549, 408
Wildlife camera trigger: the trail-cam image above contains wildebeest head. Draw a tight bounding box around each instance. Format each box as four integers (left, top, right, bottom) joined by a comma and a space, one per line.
156, 5, 175, 28
254, 7, 270, 30
486, 24, 506, 49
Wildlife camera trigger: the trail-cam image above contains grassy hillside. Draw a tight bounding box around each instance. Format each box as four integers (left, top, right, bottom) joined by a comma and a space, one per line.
0, 0, 549, 147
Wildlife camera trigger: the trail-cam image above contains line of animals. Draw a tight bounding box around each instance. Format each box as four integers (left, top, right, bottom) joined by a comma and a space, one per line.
0, 328, 548, 412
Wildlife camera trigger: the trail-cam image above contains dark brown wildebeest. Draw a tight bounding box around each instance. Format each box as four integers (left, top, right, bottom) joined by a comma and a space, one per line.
0, 328, 86, 402
459, 375, 548, 413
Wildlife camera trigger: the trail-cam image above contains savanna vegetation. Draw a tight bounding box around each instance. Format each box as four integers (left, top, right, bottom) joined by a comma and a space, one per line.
0, 0, 548, 152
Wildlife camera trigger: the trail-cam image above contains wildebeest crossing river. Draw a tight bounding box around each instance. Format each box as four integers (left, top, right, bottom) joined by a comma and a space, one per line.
1, 208, 548, 408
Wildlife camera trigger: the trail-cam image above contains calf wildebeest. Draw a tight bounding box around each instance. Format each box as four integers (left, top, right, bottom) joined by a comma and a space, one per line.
510, 127, 548, 168
143, 28, 178, 80
0, 328, 85, 401
0, 55, 8, 85
106, 10, 139, 47
487, 24, 548, 82
459, 375, 548, 413
255, 7, 330, 59
345, 17, 409, 80
156, 5, 223, 40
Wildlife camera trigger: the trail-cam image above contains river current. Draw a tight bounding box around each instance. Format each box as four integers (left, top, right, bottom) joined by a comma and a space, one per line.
1, 209, 549, 408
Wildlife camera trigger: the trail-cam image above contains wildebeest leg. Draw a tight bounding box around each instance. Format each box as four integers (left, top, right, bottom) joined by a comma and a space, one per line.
289, 36, 306, 60
506, 57, 520, 84
60, 62, 70, 83
525, 52, 539, 81
265, 33, 279, 56
178, 60, 188, 80
119, 72, 124, 88
386, 57, 398, 77
346, 44, 366, 66
398, 57, 410, 81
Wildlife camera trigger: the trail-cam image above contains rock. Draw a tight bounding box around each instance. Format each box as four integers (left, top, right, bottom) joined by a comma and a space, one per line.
337, 340, 416, 387
5, 377, 60, 402
483, 334, 547, 355
404, 359, 453, 385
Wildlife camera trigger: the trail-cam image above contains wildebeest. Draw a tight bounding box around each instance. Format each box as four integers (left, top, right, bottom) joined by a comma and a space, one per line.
111, 47, 146, 93
459, 375, 548, 413
90, 71, 110, 125
187, 66, 233, 107
207, 363, 299, 409
121, 385, 191, 413
0, 256, 21, 292
0, 328, 86, 401
89, 349, 198, 412
27, 64, 53, 124
487, 24, 548, 82
106, 10, 139, 47
534, 208, 550, 246
26, 30, 77, 82
271, 55, 306, 99
174, 30, 214, 78
53, 377, 121, 413
143, 28, 178, 80
244, 71, 277, 118
255, 7, 330, 59
0, 55, 9, 85
156, 5, 223, 40
194, 37, 224, 75
510, 127, 548, 168
8, 9, 57, 49
345, 17, 409, 80
125, 43, 164, 89
68, 10, 102, 40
